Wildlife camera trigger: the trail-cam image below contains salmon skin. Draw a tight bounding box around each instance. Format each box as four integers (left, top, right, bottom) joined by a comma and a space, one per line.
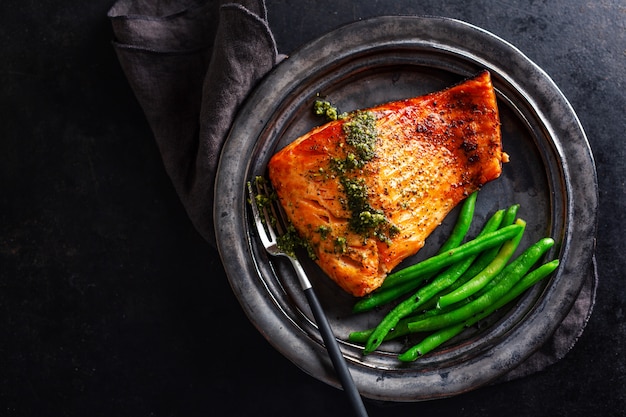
268, 71, 505, 297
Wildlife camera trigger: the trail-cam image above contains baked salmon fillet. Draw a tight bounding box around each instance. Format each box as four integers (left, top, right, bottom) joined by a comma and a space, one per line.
268, 71, 505, 297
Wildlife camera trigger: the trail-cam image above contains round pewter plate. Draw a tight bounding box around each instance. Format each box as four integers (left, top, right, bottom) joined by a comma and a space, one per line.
215, 16, 597, 401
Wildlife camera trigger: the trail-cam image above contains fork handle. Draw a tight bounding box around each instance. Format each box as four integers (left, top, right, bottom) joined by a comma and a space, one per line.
290, 260, 369, 416
303, 286, 369, 417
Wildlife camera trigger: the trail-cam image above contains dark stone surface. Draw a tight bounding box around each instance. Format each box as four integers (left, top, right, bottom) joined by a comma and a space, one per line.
1, 1, 624, 416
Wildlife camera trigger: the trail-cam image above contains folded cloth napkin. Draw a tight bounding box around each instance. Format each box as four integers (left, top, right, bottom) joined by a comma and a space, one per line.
108, 0, 597, 388
108, 0, 279, 248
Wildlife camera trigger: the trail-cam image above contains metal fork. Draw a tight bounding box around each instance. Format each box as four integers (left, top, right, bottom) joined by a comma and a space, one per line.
248, 178, 369, 417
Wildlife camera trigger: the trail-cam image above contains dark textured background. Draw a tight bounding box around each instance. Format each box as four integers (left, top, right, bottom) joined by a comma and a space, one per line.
1, 1, 624, 416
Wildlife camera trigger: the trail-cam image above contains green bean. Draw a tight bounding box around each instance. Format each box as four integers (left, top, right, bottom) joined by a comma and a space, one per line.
349, 285, 477, 343
349, 288, 473, 344
405, 227, 510, 316
348, 328, 374, 344
349, 210, 504, 342
406, 237, 555, 333
445, 204, 517, 289
349, 205, 519, 344
379, 223, 524, 290
361, 216, 517, 355
352, 192, 478, 313
363, 258, 471, 354
494, 259, 559, 309
416, 226, 530, 320
398, 259, 559, 361
501, 204, 520, 228
419, 204, 520, 310
350, 240, 528, 346
357, 258, 474, 351
404, 232, 522, 325
436, 218, 526, 308
352, 279, 426, 314
349, 208, 505, 342
439, 191, 478, 252
398, 325, 462, 362
349, 296, 465, 344
444, 204, 519, 286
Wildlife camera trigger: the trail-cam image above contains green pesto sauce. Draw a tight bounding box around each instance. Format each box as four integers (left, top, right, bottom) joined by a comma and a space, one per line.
332, 111, 399, 243
277, 223, 316, 260
316, 225, 331, 240
334, 236, 347, 253
340, 176, 399, 242
342, 111, 377, 162
313, 99, 347, 121
330, 152, 360, 174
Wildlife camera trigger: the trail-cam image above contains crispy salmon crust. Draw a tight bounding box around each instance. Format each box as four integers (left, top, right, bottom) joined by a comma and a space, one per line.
268, 71, 504, 297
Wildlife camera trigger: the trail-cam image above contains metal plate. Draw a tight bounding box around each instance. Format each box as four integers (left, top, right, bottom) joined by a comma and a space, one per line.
214, 16, 597, 401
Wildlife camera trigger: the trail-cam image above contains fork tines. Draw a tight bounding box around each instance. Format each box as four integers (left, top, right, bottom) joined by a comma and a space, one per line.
249, 176, 286, 246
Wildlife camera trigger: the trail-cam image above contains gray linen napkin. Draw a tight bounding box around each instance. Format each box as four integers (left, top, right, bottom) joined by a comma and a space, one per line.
108, 0, 279, 248
108, 0, 596, 389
